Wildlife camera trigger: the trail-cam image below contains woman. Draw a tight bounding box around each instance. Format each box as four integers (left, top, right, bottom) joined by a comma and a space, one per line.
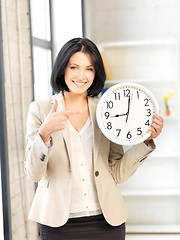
25, 38, 163, 240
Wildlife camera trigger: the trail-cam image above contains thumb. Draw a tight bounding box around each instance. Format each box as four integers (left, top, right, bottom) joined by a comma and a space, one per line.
50, 99, 58, 113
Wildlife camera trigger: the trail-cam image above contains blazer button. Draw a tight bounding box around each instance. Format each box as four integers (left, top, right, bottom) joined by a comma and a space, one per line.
40, 153, 46, 161
95, 171, 99, 177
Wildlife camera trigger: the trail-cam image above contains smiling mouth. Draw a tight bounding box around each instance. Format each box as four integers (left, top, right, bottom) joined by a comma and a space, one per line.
72, 80, 87, 87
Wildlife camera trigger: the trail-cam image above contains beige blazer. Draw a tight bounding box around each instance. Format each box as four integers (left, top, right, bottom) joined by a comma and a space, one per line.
25, 93, 155, 227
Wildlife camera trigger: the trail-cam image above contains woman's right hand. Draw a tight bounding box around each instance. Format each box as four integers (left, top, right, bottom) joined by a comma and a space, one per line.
38, 99, 82, 143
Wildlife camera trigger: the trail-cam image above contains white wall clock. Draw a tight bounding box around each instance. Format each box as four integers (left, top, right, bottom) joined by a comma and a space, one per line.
96, 82, 159, 145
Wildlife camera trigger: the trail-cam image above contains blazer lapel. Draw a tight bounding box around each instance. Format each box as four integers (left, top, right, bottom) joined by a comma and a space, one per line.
53, 93, 72, 163
88, 97, 102, 164
52, 94, 101, 165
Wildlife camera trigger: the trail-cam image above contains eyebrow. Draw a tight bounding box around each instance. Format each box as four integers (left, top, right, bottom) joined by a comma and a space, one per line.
69, 63, 94, 67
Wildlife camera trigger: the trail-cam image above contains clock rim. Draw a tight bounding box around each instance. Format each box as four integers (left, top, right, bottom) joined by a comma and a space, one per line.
96, 82, 159, 146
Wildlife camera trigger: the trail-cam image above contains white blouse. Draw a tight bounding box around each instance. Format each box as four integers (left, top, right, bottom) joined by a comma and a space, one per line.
67, 118, 102, 218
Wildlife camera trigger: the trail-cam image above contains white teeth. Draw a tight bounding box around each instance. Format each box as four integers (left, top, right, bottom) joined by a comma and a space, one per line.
73, 81, 86, 86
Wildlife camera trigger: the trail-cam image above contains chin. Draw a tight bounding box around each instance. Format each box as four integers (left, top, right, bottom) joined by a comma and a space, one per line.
69, 88, 88, 95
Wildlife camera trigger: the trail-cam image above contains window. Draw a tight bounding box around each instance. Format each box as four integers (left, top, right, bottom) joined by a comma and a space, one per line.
29, 0, 84, 100
30, 0, 52, 100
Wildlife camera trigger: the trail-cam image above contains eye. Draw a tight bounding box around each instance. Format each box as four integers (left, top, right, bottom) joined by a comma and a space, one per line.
71, 66, 77, 70
87, 68, 94, 71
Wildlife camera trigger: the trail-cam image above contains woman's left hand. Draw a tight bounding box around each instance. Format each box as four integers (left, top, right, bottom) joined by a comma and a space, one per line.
144, 114, 163, 145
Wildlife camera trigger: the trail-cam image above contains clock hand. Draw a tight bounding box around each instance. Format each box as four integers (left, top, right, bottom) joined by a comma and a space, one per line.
111, 113, 127, 117
126, 94, 133, 122
127, 96, 131, 113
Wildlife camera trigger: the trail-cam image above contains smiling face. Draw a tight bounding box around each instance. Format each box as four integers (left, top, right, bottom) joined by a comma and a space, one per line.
64, 51, 95, 96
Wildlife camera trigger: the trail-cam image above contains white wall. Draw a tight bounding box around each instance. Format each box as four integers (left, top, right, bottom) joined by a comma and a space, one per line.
83, 0, 180, 234
84, 0, 180, 44
51, 0, 83, 62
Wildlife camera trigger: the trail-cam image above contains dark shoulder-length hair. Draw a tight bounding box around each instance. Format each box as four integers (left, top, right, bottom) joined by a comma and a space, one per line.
51, 38, 106, 97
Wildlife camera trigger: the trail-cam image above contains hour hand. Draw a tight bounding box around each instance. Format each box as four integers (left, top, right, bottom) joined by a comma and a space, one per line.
111, 113, 127, 117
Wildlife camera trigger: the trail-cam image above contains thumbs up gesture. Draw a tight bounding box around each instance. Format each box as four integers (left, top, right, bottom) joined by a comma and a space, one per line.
39, 99, 82, 143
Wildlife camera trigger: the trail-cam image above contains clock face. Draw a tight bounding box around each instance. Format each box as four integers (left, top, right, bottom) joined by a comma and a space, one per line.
96, 83, 159, 145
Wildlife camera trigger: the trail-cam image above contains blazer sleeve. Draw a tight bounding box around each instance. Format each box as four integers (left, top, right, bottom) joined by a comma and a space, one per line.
108, 140, 155, 184
24, 101, 51, 182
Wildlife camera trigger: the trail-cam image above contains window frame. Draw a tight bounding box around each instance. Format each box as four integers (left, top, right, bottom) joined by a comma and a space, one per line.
29, 0, 53, 99
0, 2, 12, 240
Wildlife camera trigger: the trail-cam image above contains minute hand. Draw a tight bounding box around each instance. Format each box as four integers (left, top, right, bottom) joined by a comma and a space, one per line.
126, 94, 132, 122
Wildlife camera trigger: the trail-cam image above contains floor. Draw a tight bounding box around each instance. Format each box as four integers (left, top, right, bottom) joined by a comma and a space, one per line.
126, 234, 180, 240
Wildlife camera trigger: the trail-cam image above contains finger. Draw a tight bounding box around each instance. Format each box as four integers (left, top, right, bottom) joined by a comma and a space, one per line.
149, 121, 162, 139
151, 122, 162, 134
149, 126, 158, 138
152, 118, 163, 128
50, 99, 58, 113
148, 114, 163, 140
153, 114, 163, 122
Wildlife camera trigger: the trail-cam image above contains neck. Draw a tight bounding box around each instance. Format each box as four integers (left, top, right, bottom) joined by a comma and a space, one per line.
63, 91, 88, 110
64, 91, 87, 102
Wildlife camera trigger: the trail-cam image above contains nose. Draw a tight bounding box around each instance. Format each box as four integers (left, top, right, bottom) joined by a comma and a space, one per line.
77, 69, 85, 81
